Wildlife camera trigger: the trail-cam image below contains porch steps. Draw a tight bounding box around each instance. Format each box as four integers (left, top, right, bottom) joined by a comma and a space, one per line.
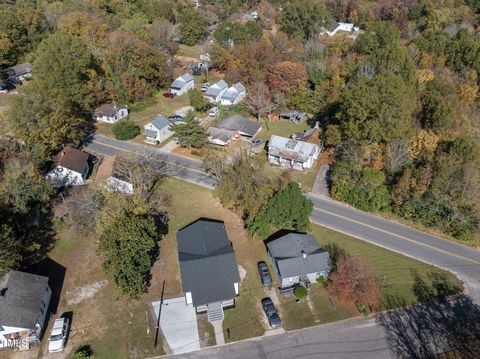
207, 302, 224, 322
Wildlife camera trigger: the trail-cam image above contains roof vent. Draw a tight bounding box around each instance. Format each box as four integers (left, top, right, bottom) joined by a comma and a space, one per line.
0, 288, 7, 297
302, 250, 307, 259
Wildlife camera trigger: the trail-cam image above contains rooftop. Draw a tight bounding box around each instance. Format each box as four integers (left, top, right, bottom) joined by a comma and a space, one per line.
94, 103, 126, 117
221, 82, 245, 102
171, 73, 194, 89
213, 115, 261, 137
268, 135, 319, 162
150, 115, 170, 130
205, 80, 228, 97
53, 147, 89, 174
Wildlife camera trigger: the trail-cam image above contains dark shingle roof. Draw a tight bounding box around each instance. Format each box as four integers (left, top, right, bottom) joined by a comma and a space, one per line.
94, 103, 126, 117
215, 115, 261, 137
177, 220, 240, 306
53, 147, 89, 174
0, 270, 50, 329
267, 233, 330, 278
2, 62, 32, 79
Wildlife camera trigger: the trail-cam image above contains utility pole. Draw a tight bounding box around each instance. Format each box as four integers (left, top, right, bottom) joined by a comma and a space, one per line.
154, 280, 165, 349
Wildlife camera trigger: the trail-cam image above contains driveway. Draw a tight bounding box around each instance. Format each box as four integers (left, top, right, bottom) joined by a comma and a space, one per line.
152, 297, 200, 355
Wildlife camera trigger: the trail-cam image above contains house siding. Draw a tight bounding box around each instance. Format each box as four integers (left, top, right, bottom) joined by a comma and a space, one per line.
171, 80, 194, 96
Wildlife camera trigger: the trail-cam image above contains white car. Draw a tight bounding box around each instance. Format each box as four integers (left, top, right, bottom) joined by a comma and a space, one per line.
208, 106, 219, 117
48, 317, 70, 353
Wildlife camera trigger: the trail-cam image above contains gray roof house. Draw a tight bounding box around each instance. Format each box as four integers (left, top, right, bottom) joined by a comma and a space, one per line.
214, 115, 262, 137
205, 80, 228, 103
207, 126, 238, 146
170, 73, 195, 96
2, 62, 32, 83
220, 82, 246, 106
268, 135, 320, 171
266, 233, 331, 288
144, 115, 174, 145
177, 219, 240, 322
0, 270, 52, 349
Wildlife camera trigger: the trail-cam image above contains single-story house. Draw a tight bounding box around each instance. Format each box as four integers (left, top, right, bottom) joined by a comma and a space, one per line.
46, 147, 90, 186
207, 127, 239, 146
211, 115, 262, 139
1, 62, 32, 83
220, 82, 246, 106
268, 135, 320, 171
170, 73, 194, 96
93, 102, 128, 123
0, 270, 52, 349
321, 21, 359, 37
279, 111, 306, 123
177, 219, 241, 322
204, 80, 228, 103
267, 233, 331, 288
144, 115, 174, 145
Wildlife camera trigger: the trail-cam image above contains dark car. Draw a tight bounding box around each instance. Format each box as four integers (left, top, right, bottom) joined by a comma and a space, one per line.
251, 139, 263, 147
162, 92, 175, 98
168, 115, 183, 123
261, 297, 282, 329
257, 261, 272, 287
0, 83, 7, 94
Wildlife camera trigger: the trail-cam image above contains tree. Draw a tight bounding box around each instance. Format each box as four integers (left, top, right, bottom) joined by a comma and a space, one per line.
277, 0, 329, 39
112, 120, 141, 140
328, 256, 380, 307
420, 80, 457, 133
177, 8, 207, 46
96, 194, 158, 298
188, 88, 209, 112
148, 18, 178, 57
244, 82, 274, 120
171, 112, 207, 150
213, 21, 263, 47
267, 61, 308, 96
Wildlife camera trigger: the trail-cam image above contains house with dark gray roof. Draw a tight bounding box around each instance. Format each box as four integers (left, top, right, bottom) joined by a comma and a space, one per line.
266, 233, 331, 288
170, 73, 194, 96
143, 115, 175, 145
93, 102, 128, 123
213, 115, 262, 137
220, 82, 246, 106
204, 79, 228, 103
1, 62, 32, 83
207, 126, 238, 146
177, 219, 240, 322
46, 147, 90, 187
0, 270, 51, 349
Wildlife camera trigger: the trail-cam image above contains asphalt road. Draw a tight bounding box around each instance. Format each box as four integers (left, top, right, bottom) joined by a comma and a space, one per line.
83, 135, 216, 189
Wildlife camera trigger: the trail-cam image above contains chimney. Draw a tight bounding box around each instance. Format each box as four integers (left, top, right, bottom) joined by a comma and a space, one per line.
302, 250, 307, 259
113, 101, 117, 110
314, 121, 320, 129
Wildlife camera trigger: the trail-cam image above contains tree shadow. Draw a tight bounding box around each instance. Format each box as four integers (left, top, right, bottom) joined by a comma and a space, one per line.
376, 294, 480, 358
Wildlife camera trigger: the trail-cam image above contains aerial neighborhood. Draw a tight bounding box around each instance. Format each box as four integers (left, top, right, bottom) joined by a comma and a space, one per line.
0, 1, 479, 358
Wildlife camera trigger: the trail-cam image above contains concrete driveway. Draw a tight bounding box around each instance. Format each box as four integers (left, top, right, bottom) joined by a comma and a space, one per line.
152, 297, 200, 355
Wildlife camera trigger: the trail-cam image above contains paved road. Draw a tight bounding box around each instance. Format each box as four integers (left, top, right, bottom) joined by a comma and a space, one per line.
83, 135, 216, 189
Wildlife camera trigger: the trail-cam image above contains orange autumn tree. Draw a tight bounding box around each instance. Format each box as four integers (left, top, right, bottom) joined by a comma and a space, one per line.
267, 61, 307, 95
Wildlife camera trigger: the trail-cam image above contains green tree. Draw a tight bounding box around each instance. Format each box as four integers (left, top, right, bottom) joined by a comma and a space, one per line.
177, 8, 207, 46
171, 112, 207, 150
96, 194, 157, 298
112, 120, 140, 140
188, 88, 209, 112
420, 80, 457, 133
277, 0, 329, 39
214, 21, 263, 47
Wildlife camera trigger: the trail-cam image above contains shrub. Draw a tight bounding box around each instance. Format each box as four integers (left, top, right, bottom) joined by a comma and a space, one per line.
294, 285, 308, 300
112, 120, 140, 140
188, 88, 209, 112
70, 344, 93, 359
316, 276, 325, 285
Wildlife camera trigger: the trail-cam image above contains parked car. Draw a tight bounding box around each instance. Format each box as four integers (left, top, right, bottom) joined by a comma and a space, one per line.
192, 65, 202, 76
201, 82, 210, 92
261, 297, 282, 329
48, 317, 70, 353
0, 84, 7, 94
162, 92, 175, 98
168, 115, 183, 123
257, 261, 272, 286
251, 139, 263, 147
208, 106, 219, 117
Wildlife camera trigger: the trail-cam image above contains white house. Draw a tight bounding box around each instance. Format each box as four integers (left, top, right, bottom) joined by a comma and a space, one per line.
144, 115, 174, 145
170, 73, 195, 96
46, 147, 90, 187
321, 21, 359, 37
0, 270, 52, 350
268, 135, 320, 171
220, 82, 246, 106
93, 102, 128, 123
204, 79, 228, 103
207, 127, 239, 146
177, 220, 240, 322
267, 233, 331, 288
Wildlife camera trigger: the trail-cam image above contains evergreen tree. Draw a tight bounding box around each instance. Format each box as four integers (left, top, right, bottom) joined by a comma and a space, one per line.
171, 112, 207, 150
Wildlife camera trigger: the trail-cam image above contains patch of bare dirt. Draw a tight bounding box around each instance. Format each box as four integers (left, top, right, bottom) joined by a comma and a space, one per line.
65, 280, 109, 305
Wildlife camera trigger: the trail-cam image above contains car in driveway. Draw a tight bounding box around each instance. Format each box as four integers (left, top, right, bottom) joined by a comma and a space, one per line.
258, 261, 272, 287
163, 91, 175, 98
208, 106, 219, 117
48, 317, 70, 353
201, 82, 210, 92
0, 84, 8, 93
261, 297, 281, 329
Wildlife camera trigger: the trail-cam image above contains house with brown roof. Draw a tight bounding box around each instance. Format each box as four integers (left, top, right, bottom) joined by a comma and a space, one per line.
93, 102, 128, 123
46, 147, 90, 187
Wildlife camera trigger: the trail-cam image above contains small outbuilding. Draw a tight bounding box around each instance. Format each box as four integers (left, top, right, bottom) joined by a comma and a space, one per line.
267, 233, 331, 288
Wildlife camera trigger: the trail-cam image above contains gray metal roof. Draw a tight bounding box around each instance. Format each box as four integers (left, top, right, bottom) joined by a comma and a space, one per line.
151, 115, 169, 130
207, 127, 236, 145
144, 129, 157, 138
215, 115, 261, 137
205, 80, 228, 97
221, 82, 245, 102
177, 220, 240, 306
0, 270, 50, 329
171, 73, 194, 89
267, 233, 330, 278
268, 135, 319, 162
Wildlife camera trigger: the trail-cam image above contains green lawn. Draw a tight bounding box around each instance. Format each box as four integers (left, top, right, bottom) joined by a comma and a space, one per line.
257, 120, 311, 141
178, 44, 203, 59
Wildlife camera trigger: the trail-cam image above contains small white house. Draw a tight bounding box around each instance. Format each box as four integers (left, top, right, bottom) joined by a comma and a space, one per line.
144, 115, 174, 145
220, 82, 246, 106
93, 102, 128, 123
268, 135, 320, 171
321, 21, 359, 37
204, 80, 228, 103
46, 147, 90, 187
0, 270, 52, 350
170, 73, 195, 96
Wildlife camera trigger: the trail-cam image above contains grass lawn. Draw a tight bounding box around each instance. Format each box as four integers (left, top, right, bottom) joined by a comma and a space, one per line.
177, 44, 203, 59
257, 120, 311, 141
